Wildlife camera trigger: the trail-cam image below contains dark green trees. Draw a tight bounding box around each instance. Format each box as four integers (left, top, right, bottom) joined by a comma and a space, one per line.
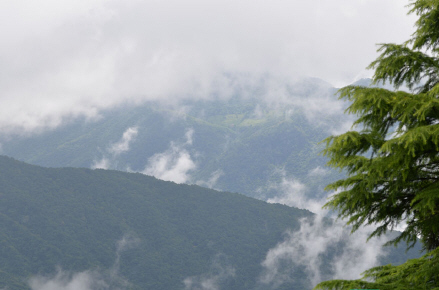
315, 1, 439, 289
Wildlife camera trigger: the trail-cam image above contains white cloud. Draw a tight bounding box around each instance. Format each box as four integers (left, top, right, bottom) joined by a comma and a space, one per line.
308, 166, 329, 177
28, 234, 137, 290
196, 170, 224, 189
0, 0, 415, 135
266, 176, 330, 216
258, 216, 387, 289
111, 233, 140, 280
183, 254, 235, 290
261, 170, 394, 289
143, 147, 196, 184
91, 157, 111, 170
142, 128, 196, 183
184, 128, 194, 146
28, 269, 108, 290
91, 126, 138, 170
222, 75, 354, 133
108, 127, 138, 155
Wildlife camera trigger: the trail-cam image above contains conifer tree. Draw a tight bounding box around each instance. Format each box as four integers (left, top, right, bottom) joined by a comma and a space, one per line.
315, 0, 439, 289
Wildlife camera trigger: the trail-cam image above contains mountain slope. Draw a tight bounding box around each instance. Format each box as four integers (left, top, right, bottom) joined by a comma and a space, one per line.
0, 156, 313, 289
0, 156, 421, 290
0, 77, 346, 201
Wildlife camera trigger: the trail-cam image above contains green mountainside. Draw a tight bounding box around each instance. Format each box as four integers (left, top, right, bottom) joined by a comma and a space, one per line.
0, 78, 345, 200
0, 156, 421, 290
0, 155, 311, 289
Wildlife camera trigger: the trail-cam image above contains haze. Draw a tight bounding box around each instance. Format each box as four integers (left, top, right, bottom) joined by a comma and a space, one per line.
1, 0, 415, 134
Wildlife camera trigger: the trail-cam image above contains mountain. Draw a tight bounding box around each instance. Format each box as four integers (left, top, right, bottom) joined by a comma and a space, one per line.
0, 155, 311, 290
0, 77, 347, 202
0, 156, 421, 290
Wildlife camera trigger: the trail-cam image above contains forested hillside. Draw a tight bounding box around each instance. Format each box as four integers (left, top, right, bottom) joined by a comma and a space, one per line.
0, 155, 311, 289
0, 156, 420, 289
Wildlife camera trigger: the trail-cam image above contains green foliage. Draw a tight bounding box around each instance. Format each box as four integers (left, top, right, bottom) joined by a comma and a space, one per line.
318, 1, 439, 289
324, 85, 439, 250
323, 0, 439, 252
315, 246, 439, 290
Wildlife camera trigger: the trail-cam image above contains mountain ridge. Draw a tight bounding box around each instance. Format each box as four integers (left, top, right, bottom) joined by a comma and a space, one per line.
0, 155, 312, 289
0, 76, 346, 201
0, 156, 422, 290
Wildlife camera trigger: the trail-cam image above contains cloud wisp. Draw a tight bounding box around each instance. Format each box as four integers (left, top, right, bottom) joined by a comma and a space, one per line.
108, 127, 139, 156
28, 234, 139, 290
265, 174, 330, 216
92, 126, 138, 170
261, 171, 390, 289
258, 216, 388, 289
183, 254, 235, 290
28, 269, 109, 290
195, 170, 224, 190
142, 128, 197, 184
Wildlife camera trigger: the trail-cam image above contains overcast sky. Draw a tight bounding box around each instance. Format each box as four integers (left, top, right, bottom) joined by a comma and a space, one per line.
1, 0, 416, 134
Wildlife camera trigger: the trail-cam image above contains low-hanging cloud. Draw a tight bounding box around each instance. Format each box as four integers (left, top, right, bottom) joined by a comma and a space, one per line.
0, 0, 415, 135
265, 174, 330, 216
195, 169, 224, 190
92, 126, 138, 170
92, 157, 111, 170
260, 170, 392, 289
28, 234, 139, 290
258, 216, 388, 289
108, 127, 138, 156
183, 254, 235, 290
29, 269, 108, 290
241, 75, 351, 130
143, 128, 196, 183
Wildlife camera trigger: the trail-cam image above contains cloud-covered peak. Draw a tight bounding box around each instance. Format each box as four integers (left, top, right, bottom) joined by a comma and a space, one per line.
0, 0, 415, 135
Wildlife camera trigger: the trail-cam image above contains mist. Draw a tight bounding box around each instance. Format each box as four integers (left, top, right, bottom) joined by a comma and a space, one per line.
142, 128, 197, 183
92, 126, 139, 170
265, 170, 331, 216
262, 172, 390, 288
28, 269, 110, 290
195, 169, 224, 190
28, 234, 139, 290
183, 254, 236, 290
258, 216, 388, 289
1, 0, 415, 135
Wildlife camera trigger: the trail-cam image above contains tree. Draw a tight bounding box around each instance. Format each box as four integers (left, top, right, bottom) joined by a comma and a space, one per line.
314, 0, 439, 289
314, 247, 439, 290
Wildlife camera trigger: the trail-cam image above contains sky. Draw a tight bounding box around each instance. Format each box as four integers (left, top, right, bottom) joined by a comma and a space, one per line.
1, 0, 416, 135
